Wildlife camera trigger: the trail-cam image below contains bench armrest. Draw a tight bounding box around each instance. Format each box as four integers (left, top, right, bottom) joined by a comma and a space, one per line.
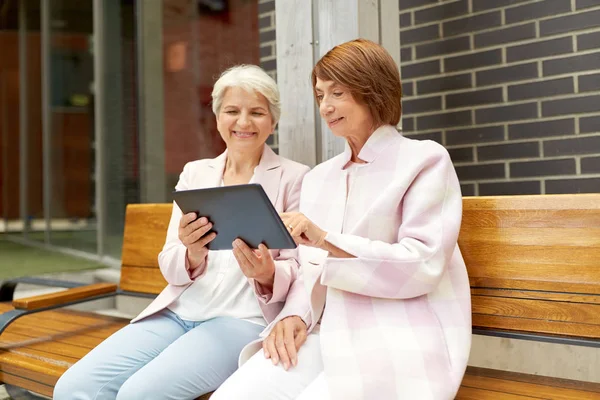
12, 283, 118, 310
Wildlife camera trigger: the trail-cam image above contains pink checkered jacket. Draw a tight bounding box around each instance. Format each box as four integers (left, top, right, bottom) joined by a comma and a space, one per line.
244, 125, 472, 399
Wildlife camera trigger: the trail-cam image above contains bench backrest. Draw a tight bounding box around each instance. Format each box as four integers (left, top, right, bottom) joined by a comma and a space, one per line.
120, 203, 171, 294
119, 195, 600, 340
460, 194, 600, 340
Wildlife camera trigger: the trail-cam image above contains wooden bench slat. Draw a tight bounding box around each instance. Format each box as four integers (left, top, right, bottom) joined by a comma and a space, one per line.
2, 311, 127, 348
0, 371, 54, 397
120, 265, 167, 294
473, 296, 600, 326
460, 227, 600, 246
461, 194, 600, 211
473, 314, 600, 339
460, 367, 600, 399
471, 289, 600, 305
5, 324, 110, 349
11, 318, 125, 341
12, 283, 118, 310
10, 315, 126, 340
0, 303, 128, 327
0, 351, 66, 384
469, 277, 600, 295
464, 250, 600, 271
120, 203, 172, 268
1, 343, 80, 365
464, 367, 600, 393
456, 386, 545, 399
27, 308, 127, 327
1, 331, 105, 359
461, 210, 600, 229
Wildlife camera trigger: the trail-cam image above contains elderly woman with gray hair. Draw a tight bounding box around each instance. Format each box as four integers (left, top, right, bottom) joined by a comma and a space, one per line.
53, 65, 310, 400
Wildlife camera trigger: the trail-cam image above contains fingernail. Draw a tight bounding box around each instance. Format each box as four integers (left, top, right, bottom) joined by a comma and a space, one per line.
264, 351, 270, 358
284, 362, 289, 370
292, 358, 297, 367
200, 217, 207, 224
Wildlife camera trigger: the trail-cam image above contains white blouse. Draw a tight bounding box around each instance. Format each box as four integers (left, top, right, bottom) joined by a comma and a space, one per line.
168, 175, 265, 325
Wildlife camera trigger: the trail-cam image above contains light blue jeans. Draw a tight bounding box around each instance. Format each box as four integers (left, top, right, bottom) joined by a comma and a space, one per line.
53, 309, 263, 400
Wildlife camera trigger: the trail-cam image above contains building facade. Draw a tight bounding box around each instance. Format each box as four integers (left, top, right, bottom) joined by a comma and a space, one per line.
0, 0, 598, 265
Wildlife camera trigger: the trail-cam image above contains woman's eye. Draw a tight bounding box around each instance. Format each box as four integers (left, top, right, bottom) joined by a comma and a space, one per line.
252, 112, 265, 116
333, 92, 343, 97
225, 110, 238, 114
316, 95, 324, 101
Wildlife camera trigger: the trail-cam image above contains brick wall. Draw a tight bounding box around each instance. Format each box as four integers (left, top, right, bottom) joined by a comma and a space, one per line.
258, 0, 278, 151
163, 0, 260, 176
399, 0, 600, 195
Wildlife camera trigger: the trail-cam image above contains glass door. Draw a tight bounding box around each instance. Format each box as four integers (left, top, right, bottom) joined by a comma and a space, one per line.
45, 0, 96, 252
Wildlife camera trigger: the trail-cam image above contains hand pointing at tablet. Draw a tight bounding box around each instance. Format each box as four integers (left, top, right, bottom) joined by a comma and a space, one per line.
280, 212, 327, 248
280, 212, 354, 258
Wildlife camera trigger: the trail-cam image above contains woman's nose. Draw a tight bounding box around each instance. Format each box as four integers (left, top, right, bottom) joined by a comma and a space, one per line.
237, 112, 251, 127
320, 101, 333, 116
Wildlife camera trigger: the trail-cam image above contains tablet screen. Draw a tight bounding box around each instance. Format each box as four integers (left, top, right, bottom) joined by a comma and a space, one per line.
172, 183, 297, 250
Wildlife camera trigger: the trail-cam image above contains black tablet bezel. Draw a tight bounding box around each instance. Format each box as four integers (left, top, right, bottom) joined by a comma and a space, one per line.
172, 183, 297, 250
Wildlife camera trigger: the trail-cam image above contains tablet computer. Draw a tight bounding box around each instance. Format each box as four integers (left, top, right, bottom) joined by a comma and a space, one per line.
172, 183, 297, 250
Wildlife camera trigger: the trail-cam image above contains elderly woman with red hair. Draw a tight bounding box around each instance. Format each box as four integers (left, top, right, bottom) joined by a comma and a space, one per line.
212, 39, 472, 400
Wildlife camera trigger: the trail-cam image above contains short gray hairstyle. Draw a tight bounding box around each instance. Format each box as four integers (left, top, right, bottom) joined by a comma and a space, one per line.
211, 65, 281, 126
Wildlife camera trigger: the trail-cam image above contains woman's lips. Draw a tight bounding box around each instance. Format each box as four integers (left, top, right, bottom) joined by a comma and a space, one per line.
328, 117, 343, 127
232, 131, 256, 138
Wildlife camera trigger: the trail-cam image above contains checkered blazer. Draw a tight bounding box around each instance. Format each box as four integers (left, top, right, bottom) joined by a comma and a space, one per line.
246, 125, 472, 400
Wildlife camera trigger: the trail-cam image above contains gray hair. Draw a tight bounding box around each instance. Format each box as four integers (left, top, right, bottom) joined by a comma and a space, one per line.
211, 65, 281, 126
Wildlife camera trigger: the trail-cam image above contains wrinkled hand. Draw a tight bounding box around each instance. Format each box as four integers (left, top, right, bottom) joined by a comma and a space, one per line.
178, 213, 216, 272
280, 212, 327, 249
263, 316, 307, 370
232, 239, 276, 290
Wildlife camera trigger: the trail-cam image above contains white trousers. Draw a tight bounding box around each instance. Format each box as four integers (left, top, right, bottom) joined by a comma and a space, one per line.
211, 332, 330, 400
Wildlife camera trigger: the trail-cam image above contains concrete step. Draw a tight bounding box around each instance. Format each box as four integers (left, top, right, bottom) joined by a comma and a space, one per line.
0, 386, 8, 400
0, 385, 51, 399
94, 307, 136, 319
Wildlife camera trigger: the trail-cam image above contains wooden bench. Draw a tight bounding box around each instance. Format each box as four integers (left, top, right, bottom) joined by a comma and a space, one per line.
455, 194, 600, 399
0, 195, 599, 399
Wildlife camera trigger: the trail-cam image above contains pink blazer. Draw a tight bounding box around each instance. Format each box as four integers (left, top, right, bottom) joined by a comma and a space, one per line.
131, 145, 310, 324
243, 126, 472, 400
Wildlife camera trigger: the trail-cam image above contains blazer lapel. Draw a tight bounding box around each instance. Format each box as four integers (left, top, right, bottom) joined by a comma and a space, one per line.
254, 145, 282, 205
203, 150, 227, 188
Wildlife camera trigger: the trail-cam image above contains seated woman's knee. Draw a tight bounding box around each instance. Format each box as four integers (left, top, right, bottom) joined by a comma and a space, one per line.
115, 378, 152, 400
53, 367, 95, 400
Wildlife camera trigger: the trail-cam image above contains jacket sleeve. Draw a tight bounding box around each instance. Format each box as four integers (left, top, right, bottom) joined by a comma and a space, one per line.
320, 148, 462, 299
253, 166, 310, 306
259, 270, 313, 337
157, 162, 205, 286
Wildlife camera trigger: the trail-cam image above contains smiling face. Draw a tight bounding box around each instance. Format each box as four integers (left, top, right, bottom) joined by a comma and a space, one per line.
216, 86, 274, 153
315, 78, 374, 141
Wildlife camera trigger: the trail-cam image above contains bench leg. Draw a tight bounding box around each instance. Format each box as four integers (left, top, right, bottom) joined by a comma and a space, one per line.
5, 385, 49, 400
0, 281, 17, 302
